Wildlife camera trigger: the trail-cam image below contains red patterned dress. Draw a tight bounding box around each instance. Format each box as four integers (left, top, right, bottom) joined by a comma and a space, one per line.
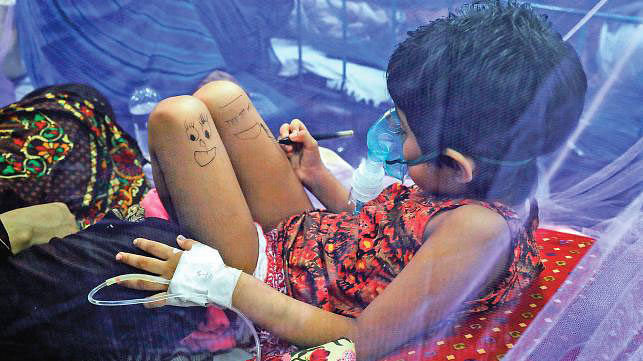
260, 182, 543, 356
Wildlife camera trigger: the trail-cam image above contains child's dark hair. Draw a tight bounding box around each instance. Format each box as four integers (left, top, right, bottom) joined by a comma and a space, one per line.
386, 0, 587, 205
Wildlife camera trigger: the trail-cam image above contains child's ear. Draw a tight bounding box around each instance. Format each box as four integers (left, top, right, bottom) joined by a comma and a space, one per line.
443, 148, 474, 184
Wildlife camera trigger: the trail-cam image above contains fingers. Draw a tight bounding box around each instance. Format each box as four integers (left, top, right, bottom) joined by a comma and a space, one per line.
279, 122, 296, 155
279, 122, 291, 140
176, 235, 197, 251
133, 238, 178, 260
279, 119, 308, 141
279, 119, 318, 151
116, 236, 193, 282
290, 119, 318, 149
117, 279, 168, 292
116, 252, 167, 275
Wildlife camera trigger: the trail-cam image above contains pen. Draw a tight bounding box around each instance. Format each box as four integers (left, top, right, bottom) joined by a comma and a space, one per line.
278, 130, 354, 145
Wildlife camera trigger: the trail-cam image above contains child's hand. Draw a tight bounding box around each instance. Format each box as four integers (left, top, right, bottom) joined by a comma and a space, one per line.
279, 119, 325, 186
115, 235, 197, 308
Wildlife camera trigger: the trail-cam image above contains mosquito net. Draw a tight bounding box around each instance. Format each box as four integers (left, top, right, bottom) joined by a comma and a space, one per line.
0, 0, 640, 360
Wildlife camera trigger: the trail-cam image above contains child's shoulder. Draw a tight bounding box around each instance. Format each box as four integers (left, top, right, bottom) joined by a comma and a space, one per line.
423, 200, 512, 244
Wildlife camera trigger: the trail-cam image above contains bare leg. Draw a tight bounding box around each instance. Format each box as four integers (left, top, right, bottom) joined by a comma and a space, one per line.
194, 81, 313, 231
147, 96, 258, 273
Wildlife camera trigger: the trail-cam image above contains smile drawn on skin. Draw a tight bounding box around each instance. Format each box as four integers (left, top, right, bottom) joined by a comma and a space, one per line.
193, 146, 217, 167
220, 95, 243, 109
233, 123, 262, 140
260, 123, 275, 141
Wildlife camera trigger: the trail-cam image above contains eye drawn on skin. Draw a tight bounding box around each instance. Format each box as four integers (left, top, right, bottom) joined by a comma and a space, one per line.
199, 113, 212, 140
185, 121, 199, 142
184, 115, 217, 167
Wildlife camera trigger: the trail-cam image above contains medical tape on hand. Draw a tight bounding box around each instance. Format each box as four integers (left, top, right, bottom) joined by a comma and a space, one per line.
88, 243, 241, 308
167, 242, 242, 308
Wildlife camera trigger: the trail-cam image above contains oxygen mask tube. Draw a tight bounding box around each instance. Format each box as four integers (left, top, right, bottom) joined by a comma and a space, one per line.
349, 108, 405, 215
88, 274, 261, 361
348, 158, 385, 215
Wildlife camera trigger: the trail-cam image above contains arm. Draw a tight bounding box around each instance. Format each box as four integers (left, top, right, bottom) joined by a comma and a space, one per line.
301, 166, 352, 213
0, 202, 79, 255
233, 272, 357, 347
279, 119, 352, 213
232, 204, 510, 359
118, 204, 510, 360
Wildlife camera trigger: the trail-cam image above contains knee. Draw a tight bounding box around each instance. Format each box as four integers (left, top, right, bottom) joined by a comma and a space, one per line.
148, 96, 206, 132
148, 95, 210, 144
193, 80, 248, 112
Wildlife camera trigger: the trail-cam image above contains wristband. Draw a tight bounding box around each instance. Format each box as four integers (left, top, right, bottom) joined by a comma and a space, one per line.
167, 242, 242, 308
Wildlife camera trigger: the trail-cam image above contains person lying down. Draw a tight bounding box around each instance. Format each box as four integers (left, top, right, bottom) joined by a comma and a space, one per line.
1, 1, 587, 360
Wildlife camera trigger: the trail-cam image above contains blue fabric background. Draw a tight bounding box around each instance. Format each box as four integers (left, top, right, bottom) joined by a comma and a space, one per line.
16, 0, 226, 131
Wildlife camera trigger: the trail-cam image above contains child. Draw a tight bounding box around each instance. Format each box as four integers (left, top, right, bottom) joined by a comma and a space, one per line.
116, 1, 587, 360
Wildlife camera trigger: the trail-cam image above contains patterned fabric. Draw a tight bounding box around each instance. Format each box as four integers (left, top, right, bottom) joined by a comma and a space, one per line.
0, 84, 149, 228
378, 229, 596, 361
272, 183, 543, 318
258, 227, 300, 358
261, 337, 356, 361
111, 205, 146, 223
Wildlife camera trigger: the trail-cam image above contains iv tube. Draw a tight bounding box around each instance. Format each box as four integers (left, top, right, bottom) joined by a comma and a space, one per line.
88, 274, 261, 361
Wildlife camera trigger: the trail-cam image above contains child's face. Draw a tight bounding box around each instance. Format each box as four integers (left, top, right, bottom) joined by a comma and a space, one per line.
397, 110, 441, 192
397, 109, 471, 196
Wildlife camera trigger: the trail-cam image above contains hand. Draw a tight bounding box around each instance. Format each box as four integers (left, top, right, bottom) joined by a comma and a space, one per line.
115, 235, 197, 308
279, 119, 326, 186
117, 236, 241, 309
0, 202, 79, 254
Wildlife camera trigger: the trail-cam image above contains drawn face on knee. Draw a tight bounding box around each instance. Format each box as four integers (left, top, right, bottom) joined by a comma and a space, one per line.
220, 93, 272, 141
185, 113, 217, 167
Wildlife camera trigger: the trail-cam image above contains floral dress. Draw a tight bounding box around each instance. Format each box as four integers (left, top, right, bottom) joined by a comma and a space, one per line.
260, 183, 543, 356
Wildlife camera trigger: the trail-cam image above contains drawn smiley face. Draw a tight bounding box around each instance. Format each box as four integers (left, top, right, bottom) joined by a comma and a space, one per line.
185, 113, 217, 167
234, 122, 266, 140
220, 95, 273, 141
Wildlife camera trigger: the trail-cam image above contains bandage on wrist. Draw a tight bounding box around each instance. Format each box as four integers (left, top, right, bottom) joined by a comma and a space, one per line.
167, 242, 242, 308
